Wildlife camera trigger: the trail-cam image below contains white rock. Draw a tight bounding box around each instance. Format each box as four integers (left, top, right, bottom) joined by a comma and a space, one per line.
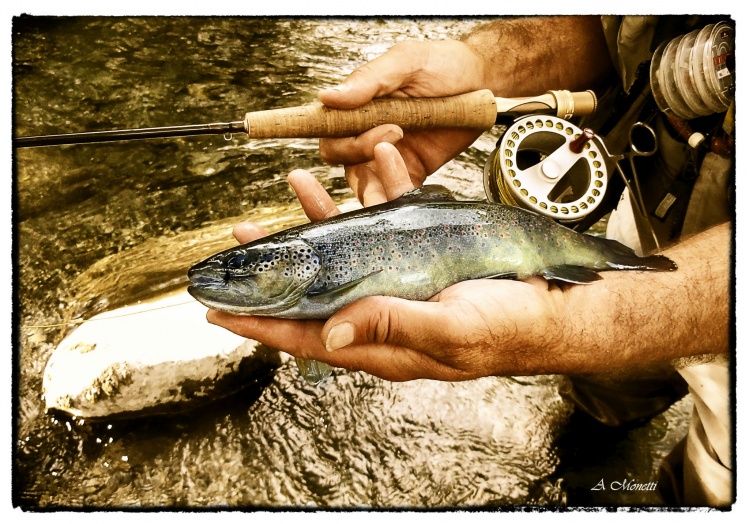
43, 288, 279, 419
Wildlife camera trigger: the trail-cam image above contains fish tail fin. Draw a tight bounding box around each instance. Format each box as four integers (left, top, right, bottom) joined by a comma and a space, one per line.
599, 237, 678, 272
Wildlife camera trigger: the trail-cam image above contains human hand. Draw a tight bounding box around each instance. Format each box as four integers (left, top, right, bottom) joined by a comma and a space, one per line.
317, 39, 491, 205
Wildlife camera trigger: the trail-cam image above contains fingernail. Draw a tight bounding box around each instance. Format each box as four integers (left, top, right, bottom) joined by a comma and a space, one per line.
383, 129, 404, 142
325, 322, 355, 352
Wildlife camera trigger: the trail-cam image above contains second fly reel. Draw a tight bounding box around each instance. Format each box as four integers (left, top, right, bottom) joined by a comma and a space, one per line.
484, 115, 608, 225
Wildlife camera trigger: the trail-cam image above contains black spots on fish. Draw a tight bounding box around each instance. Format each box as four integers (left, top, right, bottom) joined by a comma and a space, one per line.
225, 242, 321, 283
289, 246, 321, 281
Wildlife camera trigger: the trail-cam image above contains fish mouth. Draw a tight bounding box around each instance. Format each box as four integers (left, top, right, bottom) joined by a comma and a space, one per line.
186, 284, 242, 315
187, 284, 215, 301
187, 261, 227, 289
187, 262, 231, 308
187, 274, 226, 288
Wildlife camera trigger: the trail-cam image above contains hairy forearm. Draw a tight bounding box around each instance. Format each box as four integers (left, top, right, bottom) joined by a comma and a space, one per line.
461, 15, 615, 96
557, 222, 731, 375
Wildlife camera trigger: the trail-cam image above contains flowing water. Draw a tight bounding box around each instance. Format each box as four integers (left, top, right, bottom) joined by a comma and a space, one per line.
12, 16, 692, 509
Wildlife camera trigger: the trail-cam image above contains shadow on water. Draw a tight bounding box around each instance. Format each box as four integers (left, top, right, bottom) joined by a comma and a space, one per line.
13, 16, 692, 509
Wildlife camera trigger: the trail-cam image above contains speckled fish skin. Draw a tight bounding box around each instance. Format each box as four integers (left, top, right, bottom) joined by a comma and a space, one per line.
188, 185, 677, 319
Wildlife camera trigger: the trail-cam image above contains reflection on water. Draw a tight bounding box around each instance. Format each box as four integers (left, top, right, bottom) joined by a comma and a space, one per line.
13, 16, 691, 509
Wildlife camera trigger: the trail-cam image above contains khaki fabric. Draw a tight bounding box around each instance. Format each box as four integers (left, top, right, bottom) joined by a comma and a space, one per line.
679, 361, 732, 506
601, 15, 659, 94
681, 153, 732, 237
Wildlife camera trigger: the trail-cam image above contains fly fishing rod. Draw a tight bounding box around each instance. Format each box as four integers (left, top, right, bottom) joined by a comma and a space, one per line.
14, 89, 596, 148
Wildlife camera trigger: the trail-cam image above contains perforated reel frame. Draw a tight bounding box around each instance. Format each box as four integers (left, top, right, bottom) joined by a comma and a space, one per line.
483, 115, 608, 223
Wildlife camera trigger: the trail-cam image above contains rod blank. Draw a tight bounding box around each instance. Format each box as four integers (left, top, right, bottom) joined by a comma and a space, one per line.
14, 121, 246, 148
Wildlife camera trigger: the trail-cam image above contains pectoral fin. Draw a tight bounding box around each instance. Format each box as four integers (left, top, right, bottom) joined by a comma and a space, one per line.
541, 265, 602, 284
486, 272, 518, 280
306, 270, 383, 300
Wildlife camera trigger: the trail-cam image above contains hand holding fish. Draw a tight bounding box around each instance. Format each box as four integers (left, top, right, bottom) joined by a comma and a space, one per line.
204, 144, 729, 382
207, 153, 569, 381
202, 16, 727, 383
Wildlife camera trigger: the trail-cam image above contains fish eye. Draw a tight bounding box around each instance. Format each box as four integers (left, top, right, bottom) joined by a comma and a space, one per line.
226, 254, 245, 270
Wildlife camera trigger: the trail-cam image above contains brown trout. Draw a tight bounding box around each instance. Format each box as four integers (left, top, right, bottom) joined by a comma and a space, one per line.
188, 185, 676, 318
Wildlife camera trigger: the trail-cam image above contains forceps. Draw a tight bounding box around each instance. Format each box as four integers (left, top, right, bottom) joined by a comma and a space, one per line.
600, 122, 661, 251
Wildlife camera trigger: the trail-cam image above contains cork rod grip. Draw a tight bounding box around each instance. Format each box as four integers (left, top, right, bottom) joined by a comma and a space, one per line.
244, 89, 498, 139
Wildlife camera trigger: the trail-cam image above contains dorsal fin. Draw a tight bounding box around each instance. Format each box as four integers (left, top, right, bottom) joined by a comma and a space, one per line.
394, 184, 456, 203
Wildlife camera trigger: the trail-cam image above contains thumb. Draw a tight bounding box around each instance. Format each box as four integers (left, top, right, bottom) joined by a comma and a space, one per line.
318, 43, 420, 109
321, 295, 451, 353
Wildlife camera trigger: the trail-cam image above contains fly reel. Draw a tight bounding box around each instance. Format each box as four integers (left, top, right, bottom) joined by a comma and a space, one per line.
484, 115, 608, 224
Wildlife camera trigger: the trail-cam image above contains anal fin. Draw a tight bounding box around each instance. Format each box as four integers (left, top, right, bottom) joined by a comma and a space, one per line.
541, 265, 602, 284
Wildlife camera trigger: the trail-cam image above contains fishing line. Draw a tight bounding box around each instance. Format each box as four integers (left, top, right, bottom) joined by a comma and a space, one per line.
650, 21, 734, 119
22, 299, 197, 329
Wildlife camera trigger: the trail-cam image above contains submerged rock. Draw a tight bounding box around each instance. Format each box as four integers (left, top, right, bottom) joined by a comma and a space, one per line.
42, 288, 281, 420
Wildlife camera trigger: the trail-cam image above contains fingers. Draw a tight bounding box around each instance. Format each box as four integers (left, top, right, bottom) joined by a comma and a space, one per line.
206, 310, 464, 382
318, 40, 488, 110
320, 295, 455, 355
232, 222, 268, 244
345, 142, 416, 207
319, 125, 403, 166
346, 163, 386, 208
207, 310, 327, 356
373, 142, 416, 200
307, 343, 468, 382
287, 169, 340, 221
232, 169, 340, 244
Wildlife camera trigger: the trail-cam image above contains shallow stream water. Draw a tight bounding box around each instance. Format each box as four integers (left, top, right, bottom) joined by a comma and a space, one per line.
13, 16, 691, 509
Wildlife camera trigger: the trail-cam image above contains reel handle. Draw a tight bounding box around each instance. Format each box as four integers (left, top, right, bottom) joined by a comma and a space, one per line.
243, 89, 598, 138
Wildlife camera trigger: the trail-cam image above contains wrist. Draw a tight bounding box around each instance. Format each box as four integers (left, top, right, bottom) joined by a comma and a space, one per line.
461, 16, 614, 97
555, 274, 638, 375
555, 224, 730, 375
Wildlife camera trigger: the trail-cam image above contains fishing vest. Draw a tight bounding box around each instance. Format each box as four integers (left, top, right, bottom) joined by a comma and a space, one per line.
600, 15, 733, 507
597, 15, 733, 253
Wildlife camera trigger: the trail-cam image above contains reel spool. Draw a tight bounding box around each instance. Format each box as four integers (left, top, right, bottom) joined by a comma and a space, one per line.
650, 21, 734, 119
484, 115, 608, 224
